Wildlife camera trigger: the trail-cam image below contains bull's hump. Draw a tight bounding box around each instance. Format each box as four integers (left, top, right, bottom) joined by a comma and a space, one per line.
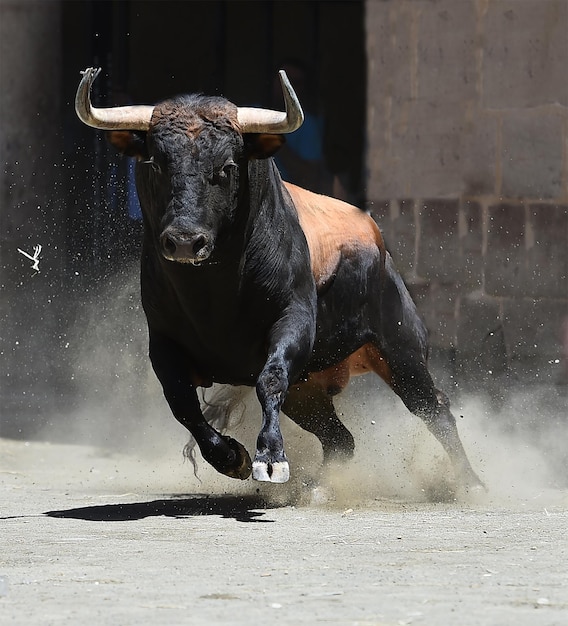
285, 182, 383, 287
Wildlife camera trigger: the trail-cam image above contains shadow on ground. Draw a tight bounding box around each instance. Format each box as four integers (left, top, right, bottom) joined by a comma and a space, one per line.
43, 494, 276, 524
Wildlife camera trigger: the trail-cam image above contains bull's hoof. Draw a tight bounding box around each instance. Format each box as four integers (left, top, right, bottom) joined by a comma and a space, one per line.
467, 480, 486, 492
252, 460, 290, 483
462, 481, 487, 498
455, 469, 487, 501
461, 470, 487, 493
207, 436, 252, 480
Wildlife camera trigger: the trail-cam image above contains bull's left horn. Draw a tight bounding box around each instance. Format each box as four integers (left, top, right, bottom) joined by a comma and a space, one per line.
237, 70, 304, 134
75, 67, 154, 130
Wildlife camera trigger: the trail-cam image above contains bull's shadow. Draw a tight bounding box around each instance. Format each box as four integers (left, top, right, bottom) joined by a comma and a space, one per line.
45, 494, 275, 524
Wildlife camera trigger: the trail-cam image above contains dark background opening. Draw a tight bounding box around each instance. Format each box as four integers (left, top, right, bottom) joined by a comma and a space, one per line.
62, 0, 366, 276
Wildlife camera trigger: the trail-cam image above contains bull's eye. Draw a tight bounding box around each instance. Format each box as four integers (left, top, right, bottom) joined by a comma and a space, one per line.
211, 159, 237, 186
223, 159, 237, 174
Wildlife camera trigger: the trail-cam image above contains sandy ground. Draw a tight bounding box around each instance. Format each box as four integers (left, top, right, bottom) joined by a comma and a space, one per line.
2, 378, 568, 626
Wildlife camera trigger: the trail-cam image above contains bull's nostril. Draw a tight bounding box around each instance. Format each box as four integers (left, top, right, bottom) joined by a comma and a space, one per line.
161, 231, 209, 261
192, 234, 207, 256
162, 235, 177, 256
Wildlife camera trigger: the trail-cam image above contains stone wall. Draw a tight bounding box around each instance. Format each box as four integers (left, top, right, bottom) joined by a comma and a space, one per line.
366, 0, 568, 387
0, 0, 67, 426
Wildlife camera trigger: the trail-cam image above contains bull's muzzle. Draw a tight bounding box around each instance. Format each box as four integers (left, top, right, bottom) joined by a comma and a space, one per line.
160, 229, 212, 265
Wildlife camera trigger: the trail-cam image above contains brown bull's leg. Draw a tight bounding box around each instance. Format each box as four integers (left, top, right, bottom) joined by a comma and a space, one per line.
283, 379, 355, 463
149, 331, 252, 480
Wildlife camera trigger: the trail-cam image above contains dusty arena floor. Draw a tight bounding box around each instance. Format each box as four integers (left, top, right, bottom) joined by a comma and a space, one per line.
2, 380, 568, 625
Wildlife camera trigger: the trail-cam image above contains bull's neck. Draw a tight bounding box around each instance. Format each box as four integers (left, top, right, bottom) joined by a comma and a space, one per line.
241, 158, 290, 230
214, 158, 276, 257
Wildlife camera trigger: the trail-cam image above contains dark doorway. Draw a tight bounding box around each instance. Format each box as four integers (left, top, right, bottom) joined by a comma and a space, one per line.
62, 0, 365, 276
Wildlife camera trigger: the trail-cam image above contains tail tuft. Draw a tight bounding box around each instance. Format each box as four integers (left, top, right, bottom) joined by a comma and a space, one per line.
183, 385, 250, 477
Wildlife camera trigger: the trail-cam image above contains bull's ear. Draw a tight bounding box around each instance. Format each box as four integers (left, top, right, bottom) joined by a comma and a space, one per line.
244, 133, 286, 160
107, 130, 148, 159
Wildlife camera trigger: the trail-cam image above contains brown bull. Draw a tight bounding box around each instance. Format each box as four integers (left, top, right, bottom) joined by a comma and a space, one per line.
75, 67, 483, 492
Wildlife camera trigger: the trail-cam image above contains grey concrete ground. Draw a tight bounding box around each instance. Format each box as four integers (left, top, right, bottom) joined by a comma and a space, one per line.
2, 381, 568, 626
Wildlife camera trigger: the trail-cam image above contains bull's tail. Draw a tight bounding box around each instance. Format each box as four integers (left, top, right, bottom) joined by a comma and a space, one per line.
183, 385, 250, 477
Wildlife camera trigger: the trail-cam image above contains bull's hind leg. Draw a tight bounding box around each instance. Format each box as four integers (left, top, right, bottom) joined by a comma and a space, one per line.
377, 258, 484, 491
388, 359, 484, 490
283, 375, 355, 463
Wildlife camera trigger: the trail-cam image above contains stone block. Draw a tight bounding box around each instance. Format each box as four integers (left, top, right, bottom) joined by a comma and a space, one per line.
418, 199, 461, 282
462, 112, 499, 197
366, 3, 418, 199
366, 88, 404, 199
527, 204, 568, 299
483, 0, 568, 108
366, 2, 483, 199
416, 199, 484, 288
366, 1, 415, 104
365, 152, 404, 201
417, 1, 478, 103
456, 292, 502, 354
390, 99, 468, 197
501, 111, 564, 199
459, 200, 484, 290
485, 201, 568, 298
502, 298, 568, 360
366, 0, 568, 203
485, 203, 526, 297
455, 292, 509, 393
415, 281, 459, 350
369, 103, 500, 200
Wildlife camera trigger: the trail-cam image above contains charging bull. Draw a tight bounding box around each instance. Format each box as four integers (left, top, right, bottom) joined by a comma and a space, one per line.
76, 67, 483, 491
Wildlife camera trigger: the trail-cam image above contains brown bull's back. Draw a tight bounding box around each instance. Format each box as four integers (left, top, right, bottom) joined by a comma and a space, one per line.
284, 182, 393, 387
284, 183, 386, 289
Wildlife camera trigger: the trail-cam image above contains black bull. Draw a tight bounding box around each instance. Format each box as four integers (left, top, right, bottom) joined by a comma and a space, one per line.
76, 68, 483, 491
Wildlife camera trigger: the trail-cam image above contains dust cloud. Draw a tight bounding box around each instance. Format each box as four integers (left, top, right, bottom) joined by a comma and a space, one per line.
40, 269, 568, 509
319, 377, 568, 510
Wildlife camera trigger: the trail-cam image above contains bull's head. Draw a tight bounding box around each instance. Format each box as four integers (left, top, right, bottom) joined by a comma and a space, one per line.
75, 68, 303, 265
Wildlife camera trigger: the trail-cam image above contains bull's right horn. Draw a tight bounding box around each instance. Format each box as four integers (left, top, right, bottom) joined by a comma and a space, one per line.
75, 67, 154, 131
237, 70, 304, 134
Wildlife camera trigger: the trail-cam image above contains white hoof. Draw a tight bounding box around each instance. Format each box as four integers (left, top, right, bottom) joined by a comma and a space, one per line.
252, 461, 290, 483
270, 462, 290, 483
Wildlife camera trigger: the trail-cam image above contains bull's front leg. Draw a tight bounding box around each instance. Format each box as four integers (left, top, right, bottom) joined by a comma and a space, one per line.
253, 308, 315, 483
149, 330, 252, 480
